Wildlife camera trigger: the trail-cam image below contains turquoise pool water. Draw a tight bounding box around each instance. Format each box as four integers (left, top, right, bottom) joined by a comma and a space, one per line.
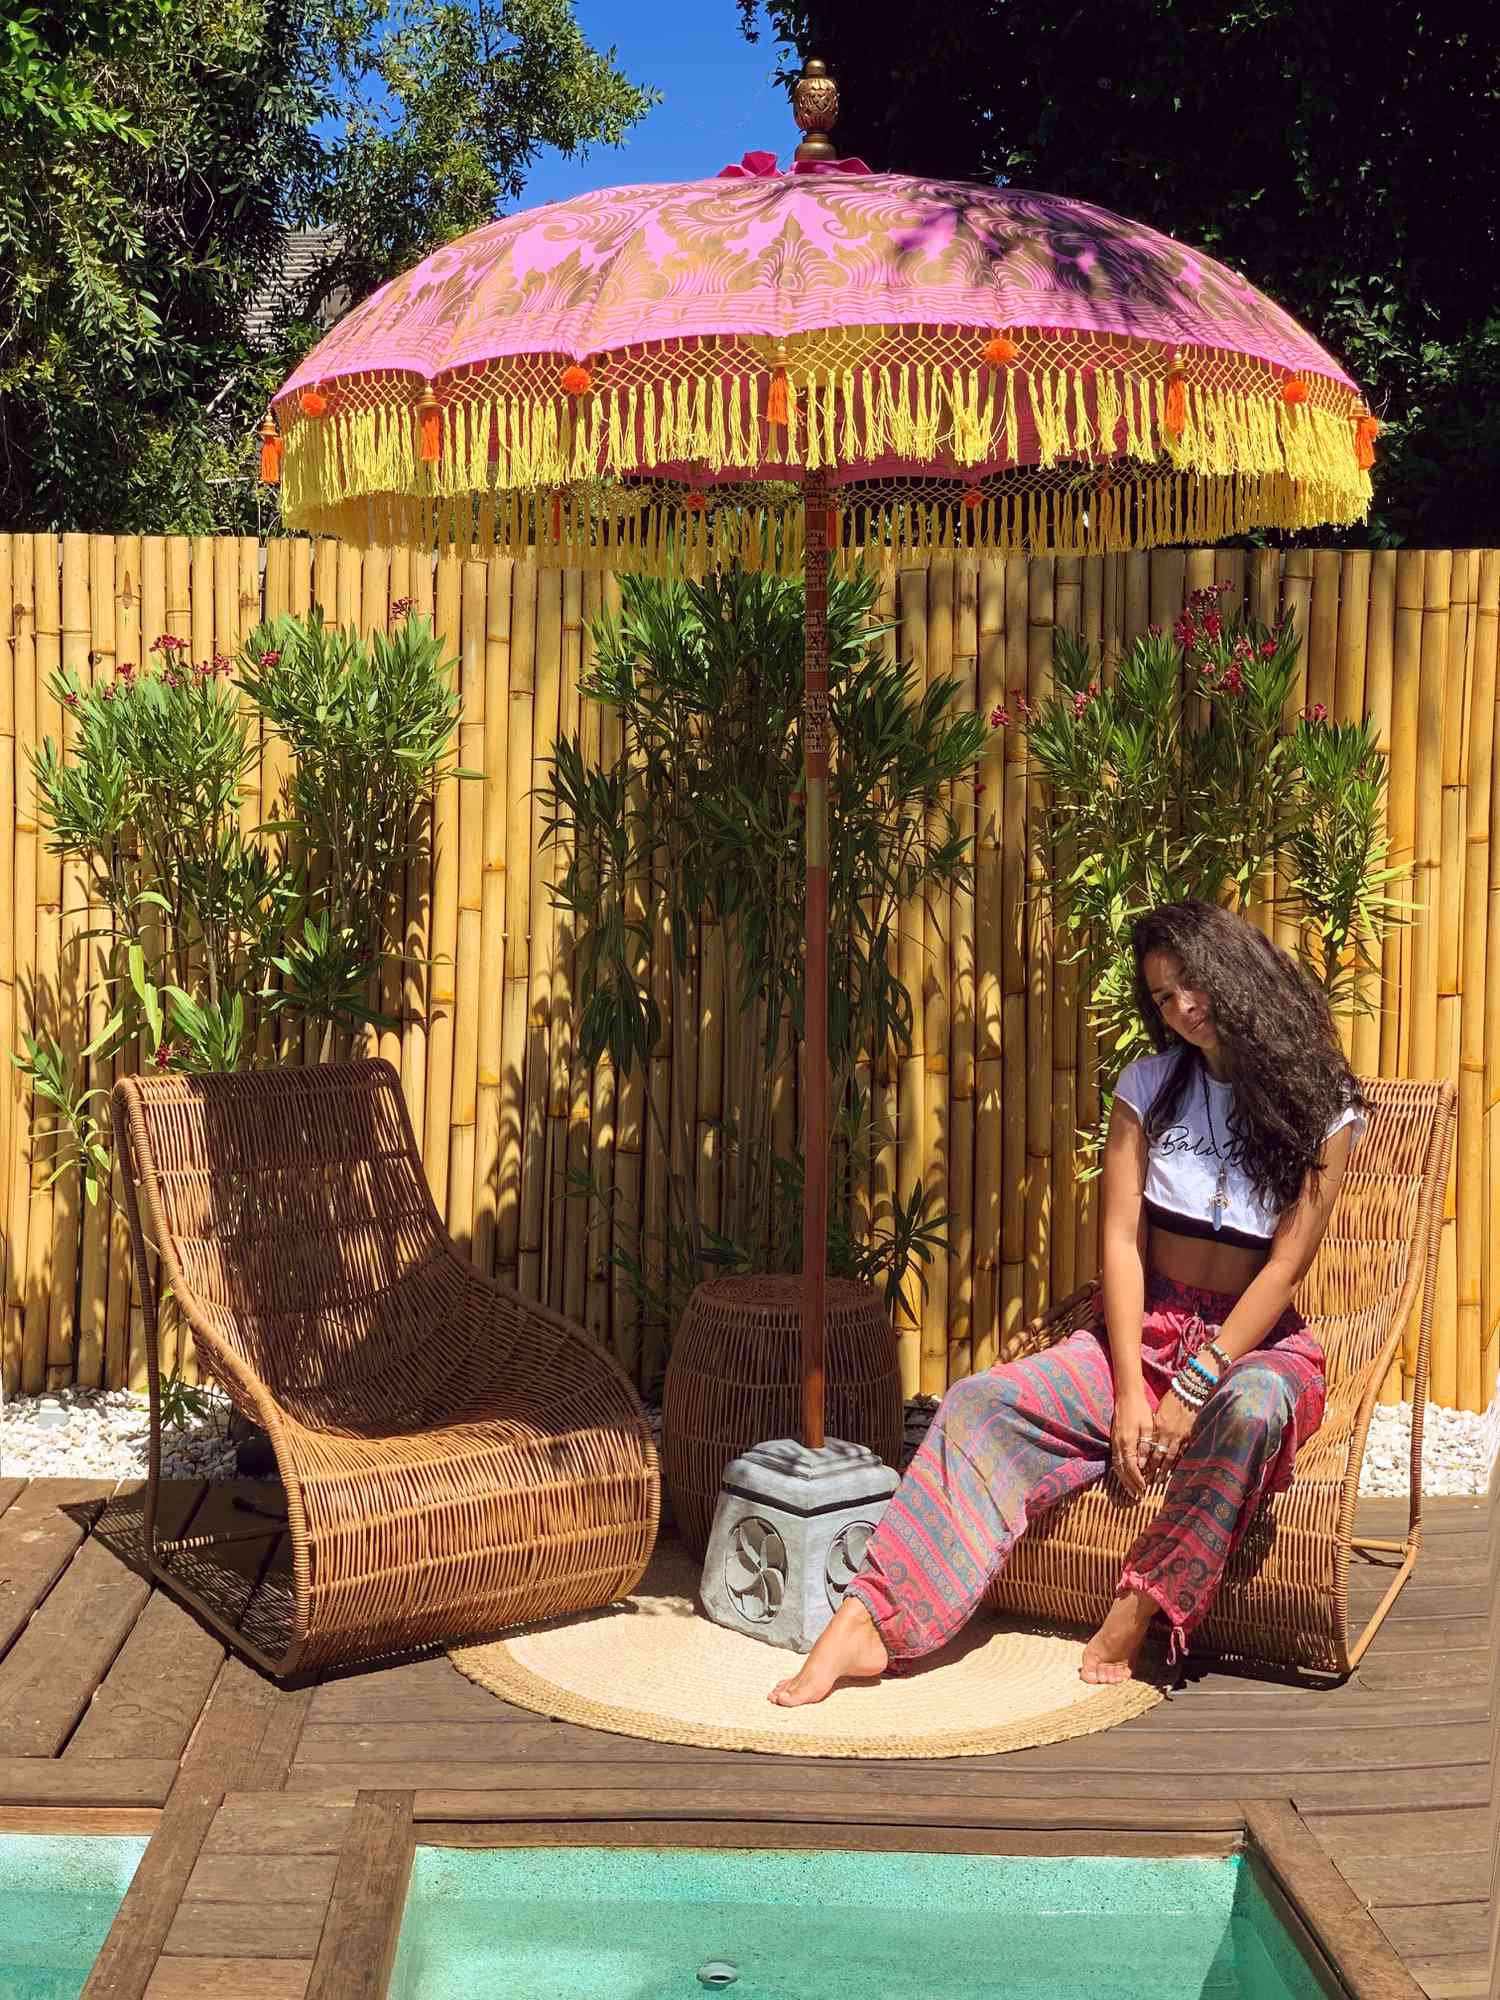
390, 1847, 1339, 2000
0, 1833, 147, 2000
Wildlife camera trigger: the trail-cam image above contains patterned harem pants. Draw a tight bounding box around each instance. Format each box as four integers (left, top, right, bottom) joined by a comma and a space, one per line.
845, 1273, 1326, 1664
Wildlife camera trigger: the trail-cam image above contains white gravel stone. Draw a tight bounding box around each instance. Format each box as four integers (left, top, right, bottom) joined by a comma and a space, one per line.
0, 1385, 238, 1484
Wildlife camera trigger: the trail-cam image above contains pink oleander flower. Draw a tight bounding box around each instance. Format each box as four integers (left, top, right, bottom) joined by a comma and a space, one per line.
151, 1041, 175, 1069
1173, 614, 1197, 648
99, 682, 116, 701
258, 648, 281, 667
390, 597, 415, 618
990, 703, 1012, 728
117, 660, 136, 681
1260, 638, 1278, 658
1203, 611, 1222, 640
1221, 665, 1245, 696
150, 634, 187, 655
1306, 701, 1328, 723
63, 690, 79, 707
1147, 622, 1162, 638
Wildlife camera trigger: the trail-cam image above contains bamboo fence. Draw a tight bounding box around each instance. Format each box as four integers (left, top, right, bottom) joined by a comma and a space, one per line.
1, 535, 1497, 1414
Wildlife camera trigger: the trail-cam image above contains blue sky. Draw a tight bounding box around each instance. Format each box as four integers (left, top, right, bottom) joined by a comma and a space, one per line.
519, 4, 801, 208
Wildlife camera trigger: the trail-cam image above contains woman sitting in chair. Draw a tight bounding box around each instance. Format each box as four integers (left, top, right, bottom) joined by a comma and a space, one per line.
771, 898, 1366, 1706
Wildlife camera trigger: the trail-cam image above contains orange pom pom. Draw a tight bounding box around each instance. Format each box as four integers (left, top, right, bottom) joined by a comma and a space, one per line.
1282, 375, 1310, 405
298, 387, 328, 418
417, 388, 441, 463
560, 363, 593, 396
684, 490, 707, 513
982, 334, 1019, 368
962, 487, 984, 511
259, 416, 282, 486
1163, 351, 1188, 438
1354, 410, 1380, 470
766, 344, 793, 427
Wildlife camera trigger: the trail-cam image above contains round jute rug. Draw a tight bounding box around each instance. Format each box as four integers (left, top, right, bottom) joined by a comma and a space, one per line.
448, 1544, 1163, 1759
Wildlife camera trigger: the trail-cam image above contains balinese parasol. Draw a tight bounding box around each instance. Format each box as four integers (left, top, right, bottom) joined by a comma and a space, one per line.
264, 59, 1376, 1456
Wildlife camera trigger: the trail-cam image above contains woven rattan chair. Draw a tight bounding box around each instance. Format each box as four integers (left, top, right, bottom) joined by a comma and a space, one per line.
985, 1077, 1456, 1677
112, 1058, 659, 1678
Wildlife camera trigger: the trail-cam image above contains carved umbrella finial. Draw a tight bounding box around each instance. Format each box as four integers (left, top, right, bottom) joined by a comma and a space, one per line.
792, 57, 839, 165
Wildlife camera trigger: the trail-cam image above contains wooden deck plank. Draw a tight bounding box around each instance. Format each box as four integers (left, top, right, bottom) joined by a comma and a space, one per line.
163, 1902, 330, 1961
144, 1961, 311, 2000
1373, 1905, 1491, 1959
1331, 1853, 1489, 1911
290, 1717, 1485, 1777
185, 1854, 340, 1905
0, 1478, 26, 1521
204, 1797, 354, 1857
1302, 1808, 1491, 1861
0, 1532, 151, 1753
303, 1791, 413, 2000
0, 1758, 177, 1807
0, 1478, 114, 1656
68, 1589, 227, 1762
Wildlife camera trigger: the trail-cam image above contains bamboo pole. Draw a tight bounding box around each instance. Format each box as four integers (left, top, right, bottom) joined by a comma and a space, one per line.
1430, 550, 1473, 1411
1024, 556, 1055, 1324
400, 545, 435, 1149
999, 555, 1028, 1355
1364, 552, 1398, 1081
0, 537, 15, 1391
1050, 556, 1082, 1305
258, 538, 292, 1071
1388, 553, 1424, 1088
1458, 549, 1494, 1416
895, 567, 928, 1396
519, 568, 562, 1307
1122, 551, 1150, 646
472, 555, 513, 1282
190, 536, 214, 667
105, 538, 145, 1386
867, 563, 898, 1300
580, 571, 617, 1347
557, 569, 589, 1326
422, 551, 462, 1212
75, 536, 113, 1389
1276, 550, 1314, 957
973, 556, 1004, 1372
8, 536, 40, 1388
496, 561, 537, 1294
1482, 550, 1500, 1409
921, 558, 953, 1393
1306, 549, 1340, 722
139, 536, 166, 656
445, 558, 487, 1256
946, 557, 978, 1385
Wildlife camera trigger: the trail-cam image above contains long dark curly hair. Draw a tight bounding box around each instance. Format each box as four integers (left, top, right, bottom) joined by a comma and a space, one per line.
1130, 900, 1364, 1214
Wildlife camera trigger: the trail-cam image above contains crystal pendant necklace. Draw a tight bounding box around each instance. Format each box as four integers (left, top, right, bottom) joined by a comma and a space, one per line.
1202, 1072, 1230, 1233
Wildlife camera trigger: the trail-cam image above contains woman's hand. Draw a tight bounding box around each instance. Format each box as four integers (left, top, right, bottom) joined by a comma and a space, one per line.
1145, 1383, 1199, 1478
1110, 1386, 1155, 1496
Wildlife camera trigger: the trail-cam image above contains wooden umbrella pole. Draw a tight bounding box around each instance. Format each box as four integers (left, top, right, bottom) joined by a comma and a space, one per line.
801, 468, 831, 1449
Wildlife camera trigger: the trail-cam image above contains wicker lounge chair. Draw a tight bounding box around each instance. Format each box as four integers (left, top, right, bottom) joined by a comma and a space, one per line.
112, 1058, 659, 1678
985, 1076, 1456, 1676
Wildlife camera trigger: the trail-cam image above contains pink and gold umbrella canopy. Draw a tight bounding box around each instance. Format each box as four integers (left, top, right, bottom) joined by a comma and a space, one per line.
273, 156, 1376, 565
268, 100, 1376, 1452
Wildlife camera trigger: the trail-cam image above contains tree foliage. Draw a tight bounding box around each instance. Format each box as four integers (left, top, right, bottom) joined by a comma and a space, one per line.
2, 0, 655, 532
743, 1, 1500, 548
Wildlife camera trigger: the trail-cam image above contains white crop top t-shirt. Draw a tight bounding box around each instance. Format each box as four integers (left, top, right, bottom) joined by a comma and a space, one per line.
1114, 1051, 1366, 1250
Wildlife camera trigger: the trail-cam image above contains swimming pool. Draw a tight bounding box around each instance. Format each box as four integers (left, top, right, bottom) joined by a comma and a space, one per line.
0, 1832, 147, 2000
389, 1846, 1339, 2000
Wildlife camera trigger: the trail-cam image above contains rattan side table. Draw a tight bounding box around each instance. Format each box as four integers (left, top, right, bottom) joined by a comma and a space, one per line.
661, 1273, 903, 1558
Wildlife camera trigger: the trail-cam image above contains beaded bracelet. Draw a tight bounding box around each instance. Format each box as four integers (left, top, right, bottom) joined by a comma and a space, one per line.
1168, 1369, 1209, 1410
1183, 1353, 1219, 1394
1206, 1339, 1233, 1373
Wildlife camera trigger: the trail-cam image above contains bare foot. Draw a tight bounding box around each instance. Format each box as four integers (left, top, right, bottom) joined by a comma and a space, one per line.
768, 1597, 889, 1706
1080, 1589, 1157, 1685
